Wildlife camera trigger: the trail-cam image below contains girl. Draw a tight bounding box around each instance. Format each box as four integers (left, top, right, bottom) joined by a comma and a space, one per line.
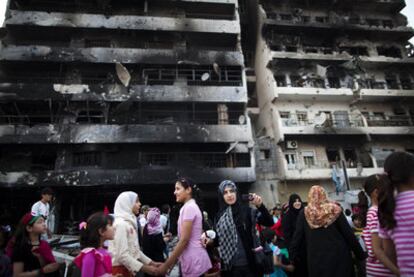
108, 192, 159, 277
11, 213, 59, 277
359, 175, 398, 276
156, 178, 212, 277
142, 208, 166, 277
378, 151, 414, 277
212, 180, 273, 277
290, 186, 365, 277
74, 212, 114, 277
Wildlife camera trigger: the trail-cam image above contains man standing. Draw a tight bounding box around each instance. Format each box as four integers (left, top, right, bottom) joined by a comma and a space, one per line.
31, 187, 54, 239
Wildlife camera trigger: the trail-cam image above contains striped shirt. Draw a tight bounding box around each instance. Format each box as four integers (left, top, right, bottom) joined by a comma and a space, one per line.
362, 206, 394, 277
379, 191, 414, 277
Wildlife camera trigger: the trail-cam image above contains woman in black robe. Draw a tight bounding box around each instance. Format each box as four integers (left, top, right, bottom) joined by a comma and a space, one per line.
290, 186, 365, 277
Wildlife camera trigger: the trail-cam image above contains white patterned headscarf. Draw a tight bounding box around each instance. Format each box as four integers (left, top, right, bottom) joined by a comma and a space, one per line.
114, 191, 138, 229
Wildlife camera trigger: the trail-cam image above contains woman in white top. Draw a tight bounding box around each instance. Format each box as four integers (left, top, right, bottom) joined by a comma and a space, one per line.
109, 191, 161, 276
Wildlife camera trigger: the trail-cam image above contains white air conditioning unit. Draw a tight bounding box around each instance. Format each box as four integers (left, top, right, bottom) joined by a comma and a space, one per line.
286, 140, 298, 149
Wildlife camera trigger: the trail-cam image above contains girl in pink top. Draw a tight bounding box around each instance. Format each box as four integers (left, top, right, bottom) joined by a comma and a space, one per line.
74, 212, 114, 277
378, 151, 414, 277
359, 175, 398, 276
156, 177, 212, 277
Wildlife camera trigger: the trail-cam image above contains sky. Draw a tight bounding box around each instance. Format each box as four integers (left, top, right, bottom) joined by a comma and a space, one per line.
0, 1, 413, 43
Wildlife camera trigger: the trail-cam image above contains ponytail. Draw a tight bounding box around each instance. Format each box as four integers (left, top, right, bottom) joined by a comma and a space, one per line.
378, 151, 414, 230
378, 174, 396, 230
357, 191, 369, 227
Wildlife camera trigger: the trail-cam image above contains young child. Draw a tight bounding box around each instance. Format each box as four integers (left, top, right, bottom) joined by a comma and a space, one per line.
11, 213, 59, 277
74, 212, 114, 277
262, 228, 294, 277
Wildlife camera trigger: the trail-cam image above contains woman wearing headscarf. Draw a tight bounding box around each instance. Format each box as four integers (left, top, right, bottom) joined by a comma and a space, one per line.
212, 180, 274, 277
290, 186, 366, 277
281, 194, 303, 247
142, 208, 166, 276
108, 192, 160, 277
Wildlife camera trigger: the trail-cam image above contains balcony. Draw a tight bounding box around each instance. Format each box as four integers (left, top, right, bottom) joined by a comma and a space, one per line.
0, 124, 253, 144
263, 14, 414, 41
276, 87, 354, 101
6, 10, 240, 35
284, 163, 383, 181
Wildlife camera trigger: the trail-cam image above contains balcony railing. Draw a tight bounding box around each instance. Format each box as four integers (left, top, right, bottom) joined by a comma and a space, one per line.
365, 115, 412, 127
282, 117, 365, 128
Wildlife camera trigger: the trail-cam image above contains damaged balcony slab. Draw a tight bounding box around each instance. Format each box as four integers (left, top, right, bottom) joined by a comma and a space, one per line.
0, 124, 253, 144
359, 89, 414, 101
272, 51, 351, 62
0, 167, 256, 187
0, 84, 247, 102
0, 46, 244, 66
263, 20, 414, 41
283, 167, 383, 181
6, 10, 240, 34
276, 87, 354, 102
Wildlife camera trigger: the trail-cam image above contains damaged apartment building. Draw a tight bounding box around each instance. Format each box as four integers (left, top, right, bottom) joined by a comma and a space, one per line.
0, 0, 255, 231
253, 0, 414, 203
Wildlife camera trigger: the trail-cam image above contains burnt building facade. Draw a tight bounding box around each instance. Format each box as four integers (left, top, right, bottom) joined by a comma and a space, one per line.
253, 0, 414, 204
0, 0, 255, 229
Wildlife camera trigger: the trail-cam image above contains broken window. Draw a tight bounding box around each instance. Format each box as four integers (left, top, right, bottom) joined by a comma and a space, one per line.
400, 74, 413, 90
343, 148, 357, 168
382, 20, 394, 28
31, 152, 57, 171
144, 153, 173, 166
217, 104, 229, 125
372, 148, 394, 167
302, 151, 316, 168
259, 150, 270, 160
366, 19, 381, 27
377, 46, 402, 58
280, 14, 293, 21
326, 148, 340, 164
280, 111, 291, 126
385, 74, 400, 89
76, 111, 105, 124
286, 46, 298, 52
285, 152, 297, 170
290, 75, 304, 87
296, 111, 308, 125
275, 75, 287, 87
328, 77, 341, 88
73, 152, 101, 167
315, 16, 328, 23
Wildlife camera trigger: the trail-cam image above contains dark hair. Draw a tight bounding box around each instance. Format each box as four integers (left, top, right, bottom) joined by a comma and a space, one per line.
351, 213, 363, 222
261, 228, 276, 244
378, 151, 414, 230
176, 177, 202, 203
41, 187, 54, 196
80, 212, 113, 249
357, 174, 382, 227
13, 215, 42, 251
161, 204, 171, 214
344, 209, 352, 216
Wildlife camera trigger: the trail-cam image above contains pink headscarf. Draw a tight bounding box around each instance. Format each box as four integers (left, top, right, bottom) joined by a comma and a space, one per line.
146, 208, 163, 235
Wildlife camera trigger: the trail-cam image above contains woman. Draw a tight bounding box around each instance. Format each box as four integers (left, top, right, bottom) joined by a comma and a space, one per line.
213, 180, 273, 277
108, 191, 160, 277
359, 175, 398, 276
156, 178, 211, 277
281, 194, 303, 247
142, 207, 166, 277
290, 186, 365, 277
378, 151, 414, 277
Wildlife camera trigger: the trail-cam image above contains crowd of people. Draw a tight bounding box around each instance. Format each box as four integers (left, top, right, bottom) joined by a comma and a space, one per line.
0, 151, 413, 277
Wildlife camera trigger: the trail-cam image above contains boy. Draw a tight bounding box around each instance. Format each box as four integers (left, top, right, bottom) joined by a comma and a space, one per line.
31, 187, 54, 239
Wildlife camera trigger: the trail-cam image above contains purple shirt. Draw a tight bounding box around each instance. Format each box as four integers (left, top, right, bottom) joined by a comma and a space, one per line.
74, 248, 112, 277
178, 199, 212, 277
379, 191, 414, 276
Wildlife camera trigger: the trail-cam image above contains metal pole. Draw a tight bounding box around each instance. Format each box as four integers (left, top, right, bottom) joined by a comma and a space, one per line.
341, 159, 351, 191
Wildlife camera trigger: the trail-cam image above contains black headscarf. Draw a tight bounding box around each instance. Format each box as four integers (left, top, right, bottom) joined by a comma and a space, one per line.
282, 194, 304, 246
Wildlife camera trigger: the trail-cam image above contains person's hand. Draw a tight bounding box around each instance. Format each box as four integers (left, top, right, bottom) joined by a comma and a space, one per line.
154, 263, 169, 276
150, 261, 162, 267
42, 264, 58, 274
250, 193, 263, 207
31, 246, 41, 259
141, 264, 158, 275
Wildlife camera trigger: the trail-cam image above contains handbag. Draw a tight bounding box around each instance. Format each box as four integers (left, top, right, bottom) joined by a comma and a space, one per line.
250, 209, 274, 274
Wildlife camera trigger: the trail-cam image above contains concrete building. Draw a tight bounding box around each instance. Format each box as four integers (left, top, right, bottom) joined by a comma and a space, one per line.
0, 0, 255, 230
253, 0, 414, 204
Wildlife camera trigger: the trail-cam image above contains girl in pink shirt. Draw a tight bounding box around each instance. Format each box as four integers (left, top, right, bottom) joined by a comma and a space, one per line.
378, 151, 414, 277
74, 212, 114, 277
156, 177, 212, 277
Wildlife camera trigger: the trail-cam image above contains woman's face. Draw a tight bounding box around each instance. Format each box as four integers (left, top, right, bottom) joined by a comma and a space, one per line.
293, 199, 302, 210
132, 197, 141, 215
174, 181, 191, 203
27, 217, 46, 234
223, 187, 237, 205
